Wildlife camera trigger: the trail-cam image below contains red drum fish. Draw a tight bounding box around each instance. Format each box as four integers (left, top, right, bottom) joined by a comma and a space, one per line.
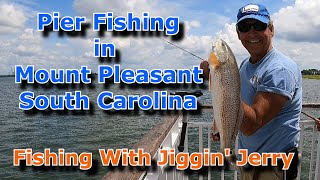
208, 39, 243, 158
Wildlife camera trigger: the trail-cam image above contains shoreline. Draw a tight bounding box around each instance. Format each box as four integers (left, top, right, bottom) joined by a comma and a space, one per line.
0, 75, 14, 77
2, 74, 320, 79
302, 75, 320, 80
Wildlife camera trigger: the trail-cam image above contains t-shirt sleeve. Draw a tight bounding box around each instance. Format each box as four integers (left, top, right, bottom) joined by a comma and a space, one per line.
257, 67, 296, 100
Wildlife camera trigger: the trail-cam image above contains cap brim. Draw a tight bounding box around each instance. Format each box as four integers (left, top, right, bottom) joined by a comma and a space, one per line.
237, 14, 269, 24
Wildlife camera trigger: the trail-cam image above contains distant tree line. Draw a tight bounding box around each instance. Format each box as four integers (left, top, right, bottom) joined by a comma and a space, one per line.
301, 69, 320, 75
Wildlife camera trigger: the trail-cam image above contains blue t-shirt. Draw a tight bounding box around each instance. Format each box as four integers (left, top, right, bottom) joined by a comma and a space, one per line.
238, 48, 302, 155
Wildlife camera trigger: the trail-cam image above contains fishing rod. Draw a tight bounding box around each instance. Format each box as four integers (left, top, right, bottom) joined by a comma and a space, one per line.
159, 37, 209, 152
301, 111, 320, 122
158, 37, 207, 61
159, 37, 320, 135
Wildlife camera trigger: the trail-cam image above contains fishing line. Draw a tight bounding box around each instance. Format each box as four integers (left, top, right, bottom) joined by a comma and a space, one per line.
301, 111, 319, 122
158, 37, 206, 61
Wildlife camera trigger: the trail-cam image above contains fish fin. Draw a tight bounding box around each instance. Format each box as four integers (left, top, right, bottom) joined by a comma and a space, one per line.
209, 74, 212, 92
212, 119, 219, 135
232, 102, 244, 142
226, 152, 240, 172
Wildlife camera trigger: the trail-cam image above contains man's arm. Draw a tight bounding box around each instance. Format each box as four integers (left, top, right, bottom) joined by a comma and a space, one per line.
240, 92, 288, 136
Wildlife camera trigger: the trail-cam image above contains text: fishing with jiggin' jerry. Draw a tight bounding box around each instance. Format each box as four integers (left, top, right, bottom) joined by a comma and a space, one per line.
13, 148, 295, 171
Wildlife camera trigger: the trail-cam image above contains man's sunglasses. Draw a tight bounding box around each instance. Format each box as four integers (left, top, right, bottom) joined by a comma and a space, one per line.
237, 21, 268, 33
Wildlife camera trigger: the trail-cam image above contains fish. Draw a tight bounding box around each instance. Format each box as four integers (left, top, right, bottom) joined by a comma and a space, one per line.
208, 38, 243, 159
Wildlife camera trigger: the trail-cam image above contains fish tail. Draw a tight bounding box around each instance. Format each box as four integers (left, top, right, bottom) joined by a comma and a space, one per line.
225, 150, 240, 171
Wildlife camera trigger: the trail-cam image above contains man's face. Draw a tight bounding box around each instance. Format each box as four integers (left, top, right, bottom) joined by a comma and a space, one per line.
237, 19, 273, 60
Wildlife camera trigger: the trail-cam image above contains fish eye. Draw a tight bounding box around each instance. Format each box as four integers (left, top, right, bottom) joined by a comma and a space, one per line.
212, 45, 216, 52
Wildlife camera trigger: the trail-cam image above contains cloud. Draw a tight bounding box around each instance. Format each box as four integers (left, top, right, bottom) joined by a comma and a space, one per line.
69, 1, 216, 69
273, 0, 320, 42
1, 0, 319, 76
0, 27, 98, 75
70, 0, 235, 69
55, 43, 67, 47
184, 20, 201, 34
0, 28, 41, 74
14, 29, 42, 56
73, 0, 173, 17
0, 2, 27, 34
189, 21, 201, 28
274, 39, 320, 69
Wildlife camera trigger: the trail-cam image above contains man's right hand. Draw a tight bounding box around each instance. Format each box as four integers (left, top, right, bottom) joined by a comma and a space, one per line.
200, 60, 210, 80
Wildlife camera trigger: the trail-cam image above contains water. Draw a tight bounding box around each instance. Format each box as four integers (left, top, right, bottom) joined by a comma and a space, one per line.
0, 77, 319, 179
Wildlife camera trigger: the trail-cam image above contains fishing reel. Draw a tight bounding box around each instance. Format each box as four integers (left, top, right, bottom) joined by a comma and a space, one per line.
170, 90, 203, 152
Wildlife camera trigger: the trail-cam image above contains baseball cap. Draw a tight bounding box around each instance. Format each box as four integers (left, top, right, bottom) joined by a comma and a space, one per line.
237, 3, 270, 24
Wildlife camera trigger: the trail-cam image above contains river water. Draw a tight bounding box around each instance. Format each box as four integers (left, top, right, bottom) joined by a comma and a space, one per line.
0, 77, 319, 179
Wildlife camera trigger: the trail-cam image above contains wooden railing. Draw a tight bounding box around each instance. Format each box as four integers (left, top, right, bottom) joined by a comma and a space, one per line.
102, 113, 181, 180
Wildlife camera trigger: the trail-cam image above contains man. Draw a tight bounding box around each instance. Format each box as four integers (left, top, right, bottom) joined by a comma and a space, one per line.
201, 3, 302, 180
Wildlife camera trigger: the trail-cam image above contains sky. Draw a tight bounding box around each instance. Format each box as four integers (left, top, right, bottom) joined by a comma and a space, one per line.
0, 0, 319, 75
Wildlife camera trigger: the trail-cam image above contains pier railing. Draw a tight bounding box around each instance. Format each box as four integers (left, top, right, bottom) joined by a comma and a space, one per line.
103, 113, 182, 180
103, 104, 320, 180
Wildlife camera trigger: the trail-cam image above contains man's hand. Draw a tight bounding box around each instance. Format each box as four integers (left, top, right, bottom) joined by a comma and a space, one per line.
200, 60, 210, 79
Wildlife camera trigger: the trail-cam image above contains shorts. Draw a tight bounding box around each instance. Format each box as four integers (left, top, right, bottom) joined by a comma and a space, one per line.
240, 166, 283, 180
